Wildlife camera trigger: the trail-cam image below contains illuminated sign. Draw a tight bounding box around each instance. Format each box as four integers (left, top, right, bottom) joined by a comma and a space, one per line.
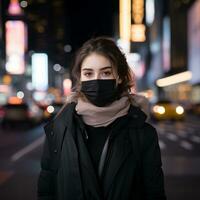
8, 0, 22, 16
5, 20, 26, 74
119, 0, 146, 43
131, 0, 146, 42
188, 0, 200, 84
156, 71, 192, 87
132, 0, 144, 24
119, 0, 131, 52
162, 17, 170, 72
145, 0, 155, 26
32, 53, 48, 91
131, 24, 146, 42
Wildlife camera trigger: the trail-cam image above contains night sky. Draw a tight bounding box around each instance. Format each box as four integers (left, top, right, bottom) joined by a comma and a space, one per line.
65, 0, 118, 50
1, 0, 118, 65
0, 0, 119, 65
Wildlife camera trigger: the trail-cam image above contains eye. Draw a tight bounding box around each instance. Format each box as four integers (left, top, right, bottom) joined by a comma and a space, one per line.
102, 71, 112, 77
84, 72, 92, 77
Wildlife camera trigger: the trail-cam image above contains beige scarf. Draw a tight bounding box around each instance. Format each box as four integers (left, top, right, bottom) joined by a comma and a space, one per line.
75, 96, 130, 127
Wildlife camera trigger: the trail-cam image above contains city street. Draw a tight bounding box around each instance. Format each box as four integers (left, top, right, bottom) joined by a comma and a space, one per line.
0, 0, 200, 199
0, 115, 200, 200
155, 115, 200, 200
0, 124, 44, 200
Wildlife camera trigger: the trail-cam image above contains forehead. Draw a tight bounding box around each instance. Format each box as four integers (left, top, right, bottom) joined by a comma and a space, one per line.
81, 53, 112, 70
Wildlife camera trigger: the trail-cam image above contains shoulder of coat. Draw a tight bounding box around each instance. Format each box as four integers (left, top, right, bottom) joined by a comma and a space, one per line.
50, 92, 78, 122
56, 92, 77, 114
128, 93, 150, 118
64, 92, 78, 104
141, 122, 158, 144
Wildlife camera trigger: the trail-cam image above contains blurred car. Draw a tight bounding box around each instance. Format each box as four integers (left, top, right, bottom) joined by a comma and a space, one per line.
151, 100, 185, 121
1, 101, 43, 128
41, 102, 64, 121
28, 101, 44, 123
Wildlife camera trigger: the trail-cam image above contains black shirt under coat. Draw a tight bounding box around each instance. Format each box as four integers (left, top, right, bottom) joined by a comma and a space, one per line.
84, 115, 129, 179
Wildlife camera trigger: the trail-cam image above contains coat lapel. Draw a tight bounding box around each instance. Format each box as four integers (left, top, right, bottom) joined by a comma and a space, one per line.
43, 103, 77, 172
102, 131, 132, 197
103, 127, 140, 198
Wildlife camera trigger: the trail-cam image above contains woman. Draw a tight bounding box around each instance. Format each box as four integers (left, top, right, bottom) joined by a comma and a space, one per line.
37, 37, 166, 200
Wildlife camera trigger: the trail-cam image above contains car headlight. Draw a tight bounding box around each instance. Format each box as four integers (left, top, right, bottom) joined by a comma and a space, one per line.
47, 105, 54, 114
176, 106, 184, 115
153, 105, 165, 114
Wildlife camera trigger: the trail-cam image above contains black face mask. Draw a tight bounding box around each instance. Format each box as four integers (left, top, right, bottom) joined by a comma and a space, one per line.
81, 79, 119, 107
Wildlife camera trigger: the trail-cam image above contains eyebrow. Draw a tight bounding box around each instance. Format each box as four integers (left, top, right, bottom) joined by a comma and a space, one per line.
82, 66, 112, 71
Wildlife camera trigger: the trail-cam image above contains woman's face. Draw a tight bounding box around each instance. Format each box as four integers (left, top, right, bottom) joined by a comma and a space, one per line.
80, 53, 117, 81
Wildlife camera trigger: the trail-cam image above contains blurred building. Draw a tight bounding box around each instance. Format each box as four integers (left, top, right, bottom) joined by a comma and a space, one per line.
122, 0, 199, 105
25, 0, 62, 89
160, 0, 197, 103
145, 0, 166, 98
26, 0, 117, 65
156, 0, 190, 102
1, 0, 197, 105
188, 0, 200, 103
26, 0, 66, 66
144, 0, 197, 104
0, 0, 3, 77
0, 0, 118, 103
25, 0, 117, 88
118, 0, 151, 93
66, 0, 117, 51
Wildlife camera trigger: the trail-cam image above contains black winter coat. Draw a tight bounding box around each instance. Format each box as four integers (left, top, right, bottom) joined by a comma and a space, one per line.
37, 102, 166, 200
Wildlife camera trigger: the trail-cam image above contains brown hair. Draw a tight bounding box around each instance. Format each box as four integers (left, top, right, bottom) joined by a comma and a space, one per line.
71, 36, 135, 95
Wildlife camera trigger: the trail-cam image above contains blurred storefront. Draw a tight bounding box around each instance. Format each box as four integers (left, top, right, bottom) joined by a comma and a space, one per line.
156, 71, 192, 103
188, 0, 200, 103
160, 0, 200, 104
157, 0, 189, 103
145, 0, 199, 104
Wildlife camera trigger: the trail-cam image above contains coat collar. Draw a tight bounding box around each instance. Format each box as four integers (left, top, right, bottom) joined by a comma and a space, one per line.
127, 105, 147, 127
